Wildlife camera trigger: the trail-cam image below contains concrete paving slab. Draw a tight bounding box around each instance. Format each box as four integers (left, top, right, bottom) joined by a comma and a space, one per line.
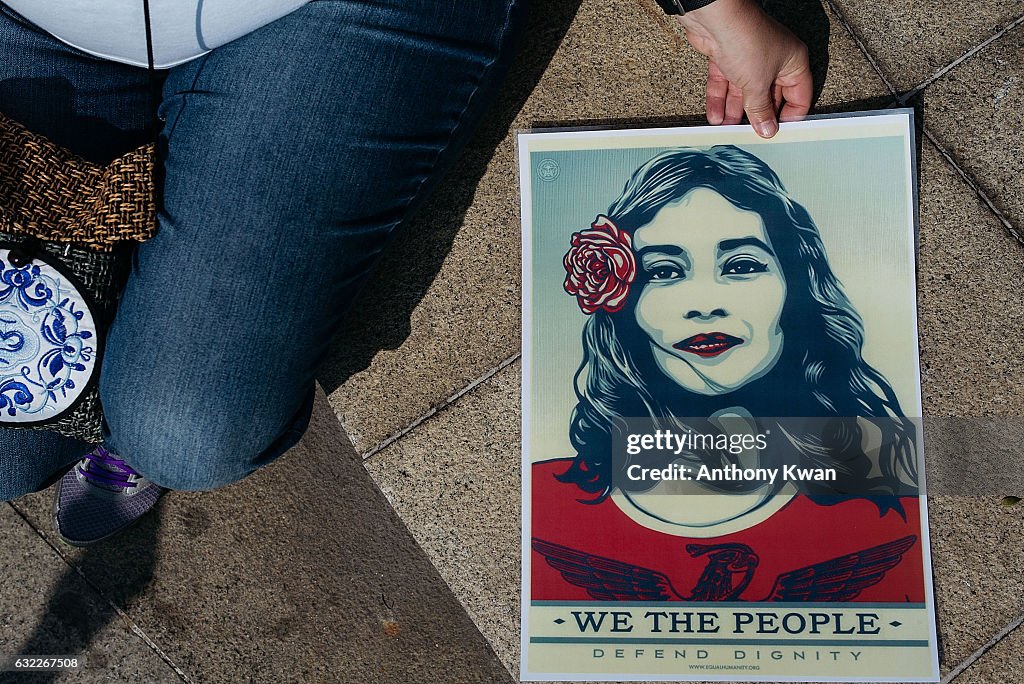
949, 620, 1024, 684
918, 132, 1024, 682
0, 505, 176, 683
828, 0, 1023, 91
920, 22, 1024, 237
365, 363, 521, 675
10, 390, 512, 684
916, 141, 1024, 416
926, 497, 1024, 673
319, 0, 894, 455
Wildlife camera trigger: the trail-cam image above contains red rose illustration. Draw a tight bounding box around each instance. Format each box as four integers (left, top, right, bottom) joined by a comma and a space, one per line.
563, 215, 637, 314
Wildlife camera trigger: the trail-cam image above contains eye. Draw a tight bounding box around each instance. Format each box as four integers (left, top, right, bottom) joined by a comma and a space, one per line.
721, 256, 768, 276
646, 263, 685, 281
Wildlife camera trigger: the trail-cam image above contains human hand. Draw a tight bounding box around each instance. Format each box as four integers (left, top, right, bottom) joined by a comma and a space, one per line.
676, 0, 812, 138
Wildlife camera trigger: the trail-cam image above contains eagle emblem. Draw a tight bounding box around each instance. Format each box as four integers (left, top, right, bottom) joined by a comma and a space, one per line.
532, 536, 916, 601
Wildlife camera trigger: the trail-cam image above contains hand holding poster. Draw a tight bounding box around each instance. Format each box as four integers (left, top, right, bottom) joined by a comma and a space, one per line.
518, 111, 939, 682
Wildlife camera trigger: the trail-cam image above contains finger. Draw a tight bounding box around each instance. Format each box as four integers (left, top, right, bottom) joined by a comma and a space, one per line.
772, 83, 784, 112
723, 84, 745, 125
744, 88, 779, 138
779, 67, 814, 122
706, 63, 729, 125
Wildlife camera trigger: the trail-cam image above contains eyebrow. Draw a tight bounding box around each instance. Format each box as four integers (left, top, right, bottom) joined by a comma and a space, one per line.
717, 237, 775, 256
635, 245, 686, 260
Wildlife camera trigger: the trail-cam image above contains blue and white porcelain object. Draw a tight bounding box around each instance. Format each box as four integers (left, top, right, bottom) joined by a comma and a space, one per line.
0, 246, 99, 424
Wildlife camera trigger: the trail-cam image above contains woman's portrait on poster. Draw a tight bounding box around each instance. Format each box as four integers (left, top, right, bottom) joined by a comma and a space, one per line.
531, 145, 925, 604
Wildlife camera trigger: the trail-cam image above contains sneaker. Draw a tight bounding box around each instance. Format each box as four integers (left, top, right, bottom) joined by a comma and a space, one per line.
53, 444, 164, 546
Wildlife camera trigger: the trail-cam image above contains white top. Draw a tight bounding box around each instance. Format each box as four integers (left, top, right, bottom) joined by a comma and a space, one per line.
3, 0, 310, 68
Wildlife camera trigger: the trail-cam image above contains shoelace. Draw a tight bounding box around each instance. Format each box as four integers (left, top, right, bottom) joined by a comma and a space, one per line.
77, 445, 143, 491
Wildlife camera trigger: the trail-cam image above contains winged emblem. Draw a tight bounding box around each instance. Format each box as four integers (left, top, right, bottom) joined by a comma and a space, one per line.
532, 535, 916, 602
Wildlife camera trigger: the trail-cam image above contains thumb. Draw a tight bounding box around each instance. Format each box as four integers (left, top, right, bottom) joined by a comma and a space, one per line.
744, 91, 778, 139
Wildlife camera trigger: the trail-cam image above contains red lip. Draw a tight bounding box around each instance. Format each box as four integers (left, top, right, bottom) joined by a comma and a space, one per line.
673, 332, 744, 358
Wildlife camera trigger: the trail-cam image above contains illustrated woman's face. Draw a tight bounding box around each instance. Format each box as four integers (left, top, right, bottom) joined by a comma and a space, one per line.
631, 188, 786, 396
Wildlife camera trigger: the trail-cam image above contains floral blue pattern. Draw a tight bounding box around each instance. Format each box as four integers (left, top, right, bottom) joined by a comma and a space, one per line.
0, 248, 97, 423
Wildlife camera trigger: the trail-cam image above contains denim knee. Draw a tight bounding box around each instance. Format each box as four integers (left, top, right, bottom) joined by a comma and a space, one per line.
101, 392, 289, 490
102, 385, 313, 491
106, 417, 263, 490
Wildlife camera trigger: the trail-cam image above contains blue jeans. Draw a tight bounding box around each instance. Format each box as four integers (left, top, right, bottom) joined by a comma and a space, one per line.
0, 0, 523, 499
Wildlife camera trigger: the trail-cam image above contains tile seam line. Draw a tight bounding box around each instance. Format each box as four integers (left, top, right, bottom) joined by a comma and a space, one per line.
898, 11, 1024, 105
923, 128, 1024, 246
5, 501, 197, 684
361, 351, 521, 461
942, 611, 1024, 683
822, 0, 900, 98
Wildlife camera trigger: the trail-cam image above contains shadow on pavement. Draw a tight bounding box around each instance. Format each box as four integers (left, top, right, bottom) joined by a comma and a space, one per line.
6, 504, 160, 684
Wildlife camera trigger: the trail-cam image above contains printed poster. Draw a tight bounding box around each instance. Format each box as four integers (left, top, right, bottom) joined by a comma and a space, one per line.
518, 111, 939, 682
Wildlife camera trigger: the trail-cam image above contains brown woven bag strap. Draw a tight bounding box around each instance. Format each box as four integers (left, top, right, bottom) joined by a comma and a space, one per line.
0, 114, 156, 250
0, 4, 160, 251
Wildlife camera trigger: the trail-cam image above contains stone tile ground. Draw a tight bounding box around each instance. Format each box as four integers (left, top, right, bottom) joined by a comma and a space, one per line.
827, 0, 1023, 92
921, 21, 1024, 237
948, 619, 1024, 684
3, 0, 1024, 681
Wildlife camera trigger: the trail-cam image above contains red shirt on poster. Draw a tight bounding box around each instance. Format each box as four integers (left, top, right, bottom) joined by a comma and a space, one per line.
531, 459, 925, 604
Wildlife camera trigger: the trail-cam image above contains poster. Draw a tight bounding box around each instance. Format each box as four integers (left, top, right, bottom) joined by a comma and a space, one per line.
518, 111, 939, 682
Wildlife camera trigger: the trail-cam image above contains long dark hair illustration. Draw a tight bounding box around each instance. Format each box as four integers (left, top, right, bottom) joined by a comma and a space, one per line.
556, 145, 918, 516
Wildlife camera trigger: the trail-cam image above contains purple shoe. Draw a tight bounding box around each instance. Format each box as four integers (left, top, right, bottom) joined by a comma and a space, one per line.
53, 445, 164, 546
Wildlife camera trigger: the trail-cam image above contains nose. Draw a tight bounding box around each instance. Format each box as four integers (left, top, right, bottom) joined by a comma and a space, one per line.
684, 307, 727, 321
